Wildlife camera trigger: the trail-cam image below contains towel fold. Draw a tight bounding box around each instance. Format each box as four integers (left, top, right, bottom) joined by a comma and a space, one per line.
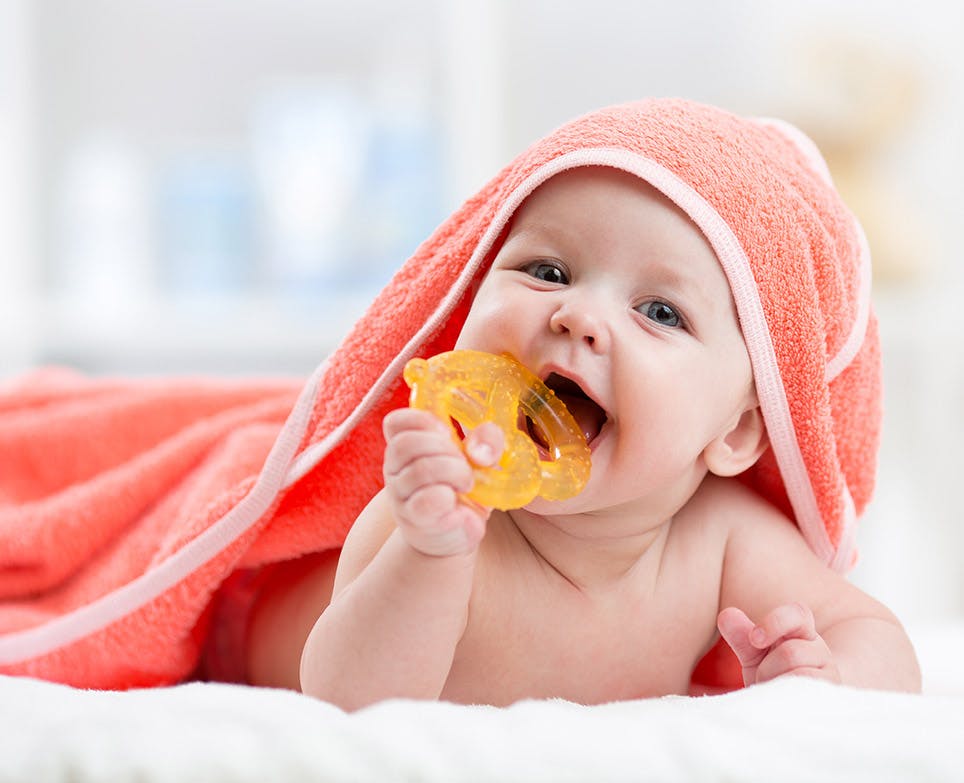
0, 98, 879, 690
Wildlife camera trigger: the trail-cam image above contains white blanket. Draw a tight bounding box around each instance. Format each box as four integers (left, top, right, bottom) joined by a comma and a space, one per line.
2, 624, 963, 782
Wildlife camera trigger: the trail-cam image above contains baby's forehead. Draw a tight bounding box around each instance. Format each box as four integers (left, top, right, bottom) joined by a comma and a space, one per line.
512, 166, 707, 236
515, 165, 662, 210
504, 166, 720, 265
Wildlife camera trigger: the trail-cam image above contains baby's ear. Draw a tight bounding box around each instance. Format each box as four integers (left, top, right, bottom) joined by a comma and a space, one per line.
703, 406, 769, 478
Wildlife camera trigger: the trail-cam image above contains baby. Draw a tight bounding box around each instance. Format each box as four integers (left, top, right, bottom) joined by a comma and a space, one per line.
245, 100, 920, 708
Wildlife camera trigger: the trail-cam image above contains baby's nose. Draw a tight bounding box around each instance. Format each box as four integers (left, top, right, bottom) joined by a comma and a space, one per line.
548, 300, 611, 353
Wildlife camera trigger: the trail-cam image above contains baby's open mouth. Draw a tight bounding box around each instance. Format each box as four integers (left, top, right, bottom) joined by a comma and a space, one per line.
541, 372, 608, 447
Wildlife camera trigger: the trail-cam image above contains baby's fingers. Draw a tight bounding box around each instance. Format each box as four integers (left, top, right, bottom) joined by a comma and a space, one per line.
463, 421, 505, 467
383, 418, 462, 479
383, 407, 451, 440
750, 602, 817, 649
755, 637, 840, 684
387, 454, 474, 501
717, 607, 766, 671
398, 487, 484, 556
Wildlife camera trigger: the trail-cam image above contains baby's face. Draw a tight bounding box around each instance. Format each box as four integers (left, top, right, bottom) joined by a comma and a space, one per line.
455, 166, 757, 517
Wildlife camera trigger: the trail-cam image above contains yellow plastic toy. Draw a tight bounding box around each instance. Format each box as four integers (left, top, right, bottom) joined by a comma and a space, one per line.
403, 350, 591, 510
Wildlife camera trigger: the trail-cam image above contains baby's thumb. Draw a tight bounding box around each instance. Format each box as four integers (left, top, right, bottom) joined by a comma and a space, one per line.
717, 606, 762, 667
464, 421, 505, 467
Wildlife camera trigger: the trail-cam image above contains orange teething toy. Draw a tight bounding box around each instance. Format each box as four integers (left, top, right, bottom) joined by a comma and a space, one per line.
403, 350, 591, 510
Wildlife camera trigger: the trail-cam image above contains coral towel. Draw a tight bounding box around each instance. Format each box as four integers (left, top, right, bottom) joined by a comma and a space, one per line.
0, 98, 879, 689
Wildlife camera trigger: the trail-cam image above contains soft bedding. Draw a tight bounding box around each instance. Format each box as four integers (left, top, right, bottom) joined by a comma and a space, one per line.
1, 626, 962, 783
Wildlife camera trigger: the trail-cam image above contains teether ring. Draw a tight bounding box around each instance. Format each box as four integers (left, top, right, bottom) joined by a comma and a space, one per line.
403, 350, 591, 510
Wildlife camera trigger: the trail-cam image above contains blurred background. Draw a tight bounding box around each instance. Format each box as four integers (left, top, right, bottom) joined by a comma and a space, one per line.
0, 0, 961, 627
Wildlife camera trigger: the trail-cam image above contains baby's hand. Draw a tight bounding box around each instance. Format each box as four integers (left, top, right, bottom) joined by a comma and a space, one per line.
382, 408, 503, 557
717, 603, 841, 686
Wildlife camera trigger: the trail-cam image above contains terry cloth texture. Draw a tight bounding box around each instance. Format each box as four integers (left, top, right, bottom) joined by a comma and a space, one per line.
0, 98, 879, 689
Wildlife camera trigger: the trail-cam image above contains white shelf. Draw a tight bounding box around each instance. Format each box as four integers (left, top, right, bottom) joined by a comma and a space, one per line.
34, 290, 376, 375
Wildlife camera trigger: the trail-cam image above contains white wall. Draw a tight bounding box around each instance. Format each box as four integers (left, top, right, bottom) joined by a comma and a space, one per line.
0, 0, 39, 369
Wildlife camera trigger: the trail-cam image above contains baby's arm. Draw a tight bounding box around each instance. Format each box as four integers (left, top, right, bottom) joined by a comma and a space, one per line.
299, 409, 501, 710
716, 489, 921, 692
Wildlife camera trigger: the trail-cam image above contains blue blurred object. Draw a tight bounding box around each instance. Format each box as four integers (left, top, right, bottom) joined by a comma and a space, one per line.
249, 79, 445, 298
54, 137, 154, 302
158, 154, 254, 294
250, 83, 369, 295
358, 104, 444, 287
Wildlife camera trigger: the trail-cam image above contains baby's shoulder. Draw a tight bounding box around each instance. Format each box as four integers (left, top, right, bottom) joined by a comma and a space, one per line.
669, 475, 801, 567
685, 475, 817, 575
672, 476, 825, 612
655, 477, 758, 581
675, 474, 782, 536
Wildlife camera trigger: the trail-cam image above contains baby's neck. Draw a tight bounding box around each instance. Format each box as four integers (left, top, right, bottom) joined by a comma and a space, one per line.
502, 508, 671, 592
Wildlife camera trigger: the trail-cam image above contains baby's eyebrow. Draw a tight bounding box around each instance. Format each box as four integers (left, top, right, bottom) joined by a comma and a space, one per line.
504, 221, 565, 246
641, 256, 727, 314
496, 223, 576, 261
644, 258, 704, 290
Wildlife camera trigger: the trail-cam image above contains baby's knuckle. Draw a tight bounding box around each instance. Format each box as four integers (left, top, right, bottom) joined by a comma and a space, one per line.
776, 640, 809, 671
452, 460, 475, 489
382, 441, 412, 472
399, 458, 435, 489
427, 456, 471, 491
390, 430, 425, 455
407, 485, 455, 520
381, 409, 406, 437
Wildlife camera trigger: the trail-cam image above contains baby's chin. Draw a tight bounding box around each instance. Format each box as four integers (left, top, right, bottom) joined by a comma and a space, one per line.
521, 492, 591, 518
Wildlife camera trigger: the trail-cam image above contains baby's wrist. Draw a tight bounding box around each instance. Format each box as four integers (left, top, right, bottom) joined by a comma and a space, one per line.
396, 526, 481, 562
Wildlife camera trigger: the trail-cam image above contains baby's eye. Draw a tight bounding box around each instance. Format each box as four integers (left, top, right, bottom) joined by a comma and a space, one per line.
639, 301, 682, 328
524, 262, 568, 285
